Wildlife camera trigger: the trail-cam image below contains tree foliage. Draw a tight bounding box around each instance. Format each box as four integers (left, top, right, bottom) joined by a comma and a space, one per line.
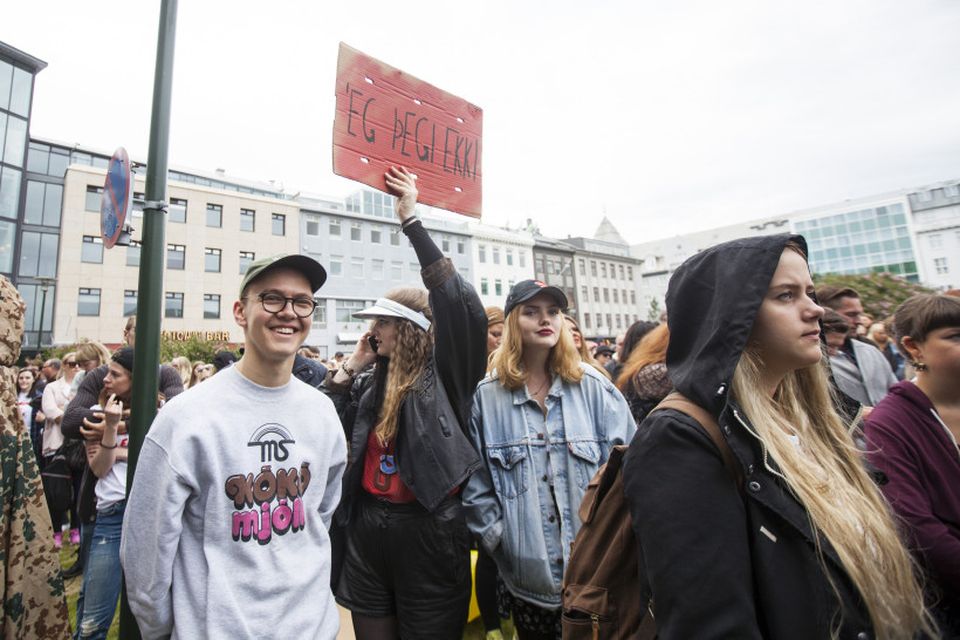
158, 334, 225, 364
813, 272, 935, 321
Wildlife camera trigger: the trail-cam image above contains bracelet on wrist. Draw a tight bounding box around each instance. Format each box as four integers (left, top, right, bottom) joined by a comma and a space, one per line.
341, 363, 357, 378
99, 441, 118, 449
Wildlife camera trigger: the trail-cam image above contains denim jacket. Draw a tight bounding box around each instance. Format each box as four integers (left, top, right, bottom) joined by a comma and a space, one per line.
463, 363, 636, 609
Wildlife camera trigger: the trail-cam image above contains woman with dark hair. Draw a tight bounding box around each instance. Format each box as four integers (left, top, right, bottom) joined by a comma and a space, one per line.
864, 294, 960, 638
615, 323, 671, 424
16, 368, 44, 463
612, 319, 658, 379
623, 235, 934, 639
465, 281, 635, 639
324, 167, 487, 639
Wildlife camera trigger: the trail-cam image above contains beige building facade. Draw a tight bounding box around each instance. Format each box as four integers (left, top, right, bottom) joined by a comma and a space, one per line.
54, 164, 300, 346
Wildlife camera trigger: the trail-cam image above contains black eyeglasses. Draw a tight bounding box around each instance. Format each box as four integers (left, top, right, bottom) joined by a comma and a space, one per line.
64, 361, 80, 368
251, 292, 317, 318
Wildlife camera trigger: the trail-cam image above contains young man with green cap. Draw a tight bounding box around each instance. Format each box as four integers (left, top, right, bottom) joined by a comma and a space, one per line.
121, 254, 347, 639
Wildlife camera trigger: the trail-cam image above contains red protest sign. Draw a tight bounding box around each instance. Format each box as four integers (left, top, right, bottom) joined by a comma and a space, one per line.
333, 43, 482, 218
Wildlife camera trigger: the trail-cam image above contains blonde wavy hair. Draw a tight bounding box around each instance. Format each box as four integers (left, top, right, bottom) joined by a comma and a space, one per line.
491, 307, 583, 391
732, 249, 934, 640
563, 315, 610, 380
374, 288, 433, 446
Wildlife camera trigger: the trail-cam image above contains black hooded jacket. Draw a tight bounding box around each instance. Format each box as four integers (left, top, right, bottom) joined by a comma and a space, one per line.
622, 234, 874, 639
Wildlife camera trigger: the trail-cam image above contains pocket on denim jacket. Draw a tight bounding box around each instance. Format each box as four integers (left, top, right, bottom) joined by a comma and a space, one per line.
487, 445, 528, 499
568, 440, 602, 490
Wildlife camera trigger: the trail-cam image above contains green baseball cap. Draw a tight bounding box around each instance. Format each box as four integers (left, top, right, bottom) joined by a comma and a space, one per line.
239, 253, 327, 297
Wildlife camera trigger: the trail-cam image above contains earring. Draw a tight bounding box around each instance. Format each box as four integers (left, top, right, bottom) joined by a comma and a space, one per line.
912, 361, 928, 372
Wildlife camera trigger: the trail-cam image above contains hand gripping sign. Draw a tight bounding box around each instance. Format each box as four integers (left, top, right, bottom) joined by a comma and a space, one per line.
333, 43, 483, 218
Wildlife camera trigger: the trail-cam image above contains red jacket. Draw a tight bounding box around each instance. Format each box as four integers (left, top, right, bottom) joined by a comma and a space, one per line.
864, 380, 960, 611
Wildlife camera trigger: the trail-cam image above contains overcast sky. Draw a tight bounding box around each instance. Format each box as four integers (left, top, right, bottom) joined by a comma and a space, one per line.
6, 0, 960, 243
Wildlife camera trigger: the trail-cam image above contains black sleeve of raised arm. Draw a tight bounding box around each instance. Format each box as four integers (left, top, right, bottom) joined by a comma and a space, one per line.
61, 366, 107, 439
402, 220, 444, 267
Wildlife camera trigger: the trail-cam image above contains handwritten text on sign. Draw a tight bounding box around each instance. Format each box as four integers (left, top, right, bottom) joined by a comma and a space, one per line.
333, 43, 483, 218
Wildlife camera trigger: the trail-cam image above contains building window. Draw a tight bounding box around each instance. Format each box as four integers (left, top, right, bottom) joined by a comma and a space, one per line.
371, 228, 382, 244
78, 288, 101, 316
603, 288, 610, 303
613, 289, 619, 304
351, 223, 362, 241
169, 197, 187, 223
495, 279, 503, 296
24, 181, 63, 227
630, 291, 636, 304
165, 292, 184, 318
593, 287, 599, 302
313, 300, 327, 328
85, 185, 103, 212
493, 246, 501, 265
590, 260, 597, 276
615, 315, 622, 329
206, 203, 222, 227
627, 266, 633, 280
240, 208, 255, 232
329, 255, 343, 276
271, 213, 285, 236
306, 219, 319, 236
336, 299, 365, 322
601, 263, 608, 278
606, 314, 612, 331
578, 259, 585, 275
584, 313, 591, 329
205, 247, 221, 272
81, 235, 104, 263
441, 236, 450, 252
127, 241, 141, 267
204, 294, 220, 319
581, 286, 588, 301
167, 244, 186, 270
409, 262, 419, 273
372, 259, 384, 279
390, 230, 401, 246
481, 279, 489, 295
479, 244, 487, 263
505, 248, 514, 266
123, 290, 137, 317
391, 261, 403, 279
457, 239, 465, 254
351, 258, 364, 278
239, 251, 255, 274
619, 264, 625, 280
329, 219, 341, 236
934, 257, 949, 275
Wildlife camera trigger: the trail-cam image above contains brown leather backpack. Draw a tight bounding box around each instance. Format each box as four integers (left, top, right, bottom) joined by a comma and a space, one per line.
561, 392, 742, 640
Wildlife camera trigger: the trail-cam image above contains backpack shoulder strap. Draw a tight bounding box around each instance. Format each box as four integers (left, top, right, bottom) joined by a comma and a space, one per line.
651, 391, 744, 489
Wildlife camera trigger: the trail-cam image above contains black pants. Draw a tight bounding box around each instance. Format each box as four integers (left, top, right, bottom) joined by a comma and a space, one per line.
336, 492, 471, 639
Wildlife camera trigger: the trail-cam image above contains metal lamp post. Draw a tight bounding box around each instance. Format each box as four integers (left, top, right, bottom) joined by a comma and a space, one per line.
35, 276, 55, 351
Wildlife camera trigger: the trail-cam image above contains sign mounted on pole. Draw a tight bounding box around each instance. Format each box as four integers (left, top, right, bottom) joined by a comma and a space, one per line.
333, 43, 483, 218
101, 147, 133, 248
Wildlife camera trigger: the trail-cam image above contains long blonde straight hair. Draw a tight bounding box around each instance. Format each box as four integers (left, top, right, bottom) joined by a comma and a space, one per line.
490, 308, 583, 391
731, 350, 934, 639
374, 288, 433, 446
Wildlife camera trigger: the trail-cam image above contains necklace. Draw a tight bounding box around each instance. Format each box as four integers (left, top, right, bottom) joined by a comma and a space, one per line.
528, 378, 549, 397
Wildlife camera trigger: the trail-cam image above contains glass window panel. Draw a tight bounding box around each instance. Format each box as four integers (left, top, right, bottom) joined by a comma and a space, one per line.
169, 198, 187, 223
124, 290, 138, 316
0, 167, 22, 218
48, 149, 69, 177
206, 204, 222, 227
329, 255, 343, 276
165, 292, 184, 318
0, 61, 11, 110
0, 219, 14, 272
372, 259, 383, 279
205, 248, 221, 272
85, 185, 103, 212
240, 209, 255, 232
329, 219, 340, 236
38, 233, 57, 277
82, 236, 104, 263
18, 231, 39, 275
204, 294, 220, 319
26, 142, 49, 173
306, 220, 319, 236
24, 181, 44, 224
312, 301, 326, 327
3, 115, 26, 167
167, 244, 185, 269
127, 241, 141, 267
78, 288, 101, 316
239, 251, 255, 274
9, 67, 32, 117
272, 213, 285, 236
43, 183, 62, 226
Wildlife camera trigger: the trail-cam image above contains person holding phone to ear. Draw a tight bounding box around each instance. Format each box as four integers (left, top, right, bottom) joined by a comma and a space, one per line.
323, 167, 488, 639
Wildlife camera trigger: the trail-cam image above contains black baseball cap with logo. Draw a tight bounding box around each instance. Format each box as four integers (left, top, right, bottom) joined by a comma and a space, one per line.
504, 279, 569, 317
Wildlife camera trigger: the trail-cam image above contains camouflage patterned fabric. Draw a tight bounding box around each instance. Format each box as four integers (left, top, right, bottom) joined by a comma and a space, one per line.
0, 276, 70, 639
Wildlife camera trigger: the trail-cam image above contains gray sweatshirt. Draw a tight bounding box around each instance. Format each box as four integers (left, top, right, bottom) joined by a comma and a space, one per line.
120, 366, 347, 639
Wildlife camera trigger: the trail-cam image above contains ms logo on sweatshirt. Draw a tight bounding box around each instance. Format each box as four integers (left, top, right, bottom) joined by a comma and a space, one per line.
223, 423, 312, 545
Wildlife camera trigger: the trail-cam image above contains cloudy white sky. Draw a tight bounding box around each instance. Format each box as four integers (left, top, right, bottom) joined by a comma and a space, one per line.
6, 0, 960, 243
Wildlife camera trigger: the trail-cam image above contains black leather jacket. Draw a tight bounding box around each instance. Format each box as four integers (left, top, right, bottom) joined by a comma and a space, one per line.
324, 256, 487, 518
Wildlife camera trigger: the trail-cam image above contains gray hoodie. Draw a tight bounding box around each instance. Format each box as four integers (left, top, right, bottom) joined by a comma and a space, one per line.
121, 366, 347, 639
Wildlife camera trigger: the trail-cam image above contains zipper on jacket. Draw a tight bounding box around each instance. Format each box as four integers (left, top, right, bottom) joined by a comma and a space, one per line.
732, 409, 787, 481
591, 614, 599, 640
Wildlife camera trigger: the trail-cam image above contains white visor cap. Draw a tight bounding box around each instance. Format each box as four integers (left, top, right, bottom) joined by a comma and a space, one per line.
353, 297, 431, 332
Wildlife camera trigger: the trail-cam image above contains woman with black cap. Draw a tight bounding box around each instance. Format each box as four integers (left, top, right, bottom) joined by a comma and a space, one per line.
74, 347, 138, 639
463, 280, 635, 639
323, 167, 487, 639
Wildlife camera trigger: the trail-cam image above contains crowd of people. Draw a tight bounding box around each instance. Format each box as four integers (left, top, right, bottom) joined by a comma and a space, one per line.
1, 167, 958, 640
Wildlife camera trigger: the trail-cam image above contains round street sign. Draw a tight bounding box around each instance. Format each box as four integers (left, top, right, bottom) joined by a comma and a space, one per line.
101, 147, 132, 248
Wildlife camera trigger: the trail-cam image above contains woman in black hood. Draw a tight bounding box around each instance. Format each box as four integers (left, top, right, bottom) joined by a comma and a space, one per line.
622, 234, 933, 640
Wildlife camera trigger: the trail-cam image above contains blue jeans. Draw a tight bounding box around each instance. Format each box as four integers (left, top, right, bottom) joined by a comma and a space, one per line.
75, 501, 124, 640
